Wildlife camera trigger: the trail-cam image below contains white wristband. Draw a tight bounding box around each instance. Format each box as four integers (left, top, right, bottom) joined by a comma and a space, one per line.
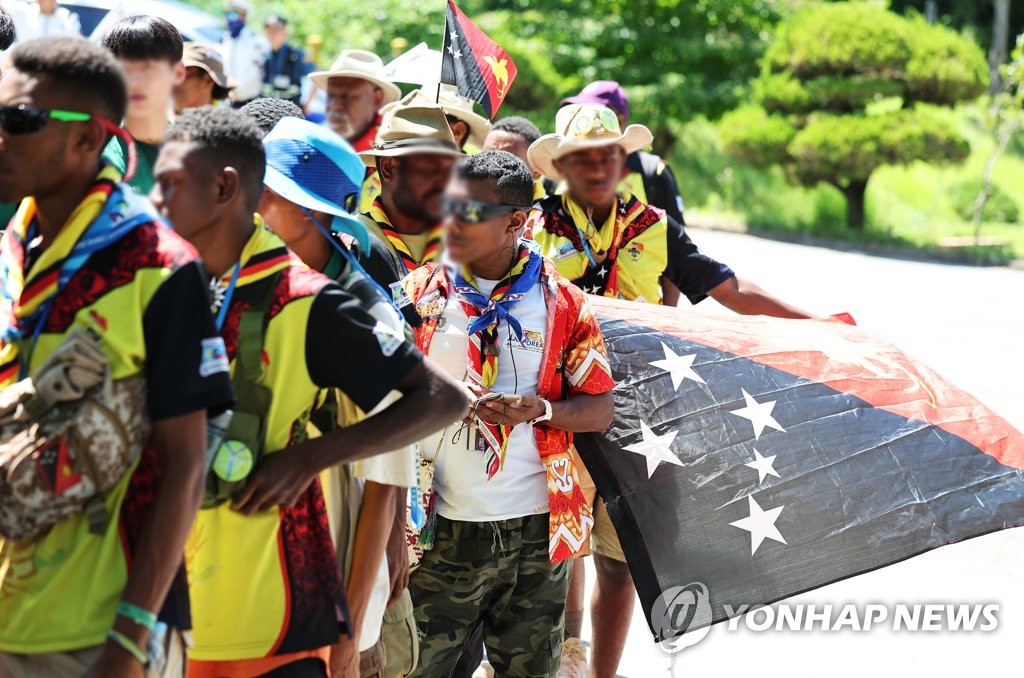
528, 398, 553, 426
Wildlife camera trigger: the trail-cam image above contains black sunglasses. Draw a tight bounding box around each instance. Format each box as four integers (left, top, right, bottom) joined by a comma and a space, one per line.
442, 196, 530, 224
0, 104, 96, 135
0, 104, 139, 180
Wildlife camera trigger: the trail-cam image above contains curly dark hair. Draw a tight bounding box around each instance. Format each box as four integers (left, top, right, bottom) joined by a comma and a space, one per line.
239, 97, 305, 136
101, 15, 183, 63
454, 150, 534, 207
166, 106, 266, 212
10, 37, 126, 123
491, 116, 542, 147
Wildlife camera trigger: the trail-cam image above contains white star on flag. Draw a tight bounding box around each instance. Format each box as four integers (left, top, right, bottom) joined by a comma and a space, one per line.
623, 421, 682, 479
450, 30, 459, 43
730, 495, 786, 555
597, 266, 608, 279
730, 389, 785, 440
585, 285, 601, 295
650, 342, 704, 391
744, 448, 780, 485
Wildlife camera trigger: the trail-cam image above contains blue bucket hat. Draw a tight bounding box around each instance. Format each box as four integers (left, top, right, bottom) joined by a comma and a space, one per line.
263, 117, 370, 252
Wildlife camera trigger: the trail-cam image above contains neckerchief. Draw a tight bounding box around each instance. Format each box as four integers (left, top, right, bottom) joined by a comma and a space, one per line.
0, 165, 154, 386
449, 241, 542, 478
562, 193, 647, 297
369, 197, 443, 275
209, 217, 294, 316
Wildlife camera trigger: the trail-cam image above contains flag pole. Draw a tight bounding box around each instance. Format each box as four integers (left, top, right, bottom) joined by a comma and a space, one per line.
437, 0, 446, 104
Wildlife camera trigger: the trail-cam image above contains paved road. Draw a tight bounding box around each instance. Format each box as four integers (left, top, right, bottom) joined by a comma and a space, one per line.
579, 228, 1024, 678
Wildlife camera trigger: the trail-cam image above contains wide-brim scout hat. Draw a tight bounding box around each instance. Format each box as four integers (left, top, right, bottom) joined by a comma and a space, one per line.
182, 42, 235, 100
359, 91, 464, 167
262, 116, 366, 241
528, 103, 653, 182
436, 84, 491, 148
309, 49, 402, 105
382, 85, 491, 149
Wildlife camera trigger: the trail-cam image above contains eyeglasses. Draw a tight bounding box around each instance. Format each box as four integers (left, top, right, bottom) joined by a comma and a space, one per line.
442, 196, 530, 224
566, 107, 621, 138
0, 105, 139, 181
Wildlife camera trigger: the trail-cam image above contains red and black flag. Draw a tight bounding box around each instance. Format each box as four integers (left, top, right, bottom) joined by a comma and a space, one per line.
575, 296, 1024, 643
440, 0, 517, 118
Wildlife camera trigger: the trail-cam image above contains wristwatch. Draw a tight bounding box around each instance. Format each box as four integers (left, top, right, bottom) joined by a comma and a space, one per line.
528, 398, 553, 426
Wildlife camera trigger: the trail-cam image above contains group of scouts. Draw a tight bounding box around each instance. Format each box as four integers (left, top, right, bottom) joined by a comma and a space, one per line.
0, 13, 817, 678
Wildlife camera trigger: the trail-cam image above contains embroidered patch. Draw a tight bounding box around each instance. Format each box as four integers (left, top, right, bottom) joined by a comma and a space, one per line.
390, 281, 412, 309
415, 290, 446, 319
627, 242, 645, 261
373, 320, 405, 357
508, 328, 545, 353
199, 337, 230, 377
554, 242, 579, 262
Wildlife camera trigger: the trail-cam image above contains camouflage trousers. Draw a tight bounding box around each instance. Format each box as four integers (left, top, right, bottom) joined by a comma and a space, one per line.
408, 513, 569, 678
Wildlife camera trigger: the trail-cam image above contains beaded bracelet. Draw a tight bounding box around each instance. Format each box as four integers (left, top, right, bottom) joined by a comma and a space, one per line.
116, 601, 157, 632
107, 629, 149, 667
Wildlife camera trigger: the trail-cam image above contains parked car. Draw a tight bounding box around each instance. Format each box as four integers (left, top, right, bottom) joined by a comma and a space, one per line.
7, 0, 224, 43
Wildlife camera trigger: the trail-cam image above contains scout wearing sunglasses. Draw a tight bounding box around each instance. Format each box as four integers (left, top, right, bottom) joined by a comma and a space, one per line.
0, 103, 138, 179
441, 196, 531, 224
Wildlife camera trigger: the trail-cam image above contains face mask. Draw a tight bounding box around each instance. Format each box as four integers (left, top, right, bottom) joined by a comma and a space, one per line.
227, 17, 245, 38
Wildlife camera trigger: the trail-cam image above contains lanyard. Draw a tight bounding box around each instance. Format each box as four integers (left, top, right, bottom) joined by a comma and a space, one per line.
214, 263, 241, 331
573, 222, 601, 270
302, 208, 401, 315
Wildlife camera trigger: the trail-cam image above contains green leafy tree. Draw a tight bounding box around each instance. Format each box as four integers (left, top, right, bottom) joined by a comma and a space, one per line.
185, 0, 789, 153
721, 2, 987, 230
971, 32, 1024, 241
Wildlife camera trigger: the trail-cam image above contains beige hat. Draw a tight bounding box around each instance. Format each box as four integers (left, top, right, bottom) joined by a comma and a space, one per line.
359, 91, 464, 166
382, 85, 491, 149
309, 50, 402, 105
437, 84, 491, 148
182, 43, 235, 100
528, 103, 653, 181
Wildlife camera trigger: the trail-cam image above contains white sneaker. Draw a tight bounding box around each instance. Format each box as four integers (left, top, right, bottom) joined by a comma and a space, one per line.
558, 637, 588, 678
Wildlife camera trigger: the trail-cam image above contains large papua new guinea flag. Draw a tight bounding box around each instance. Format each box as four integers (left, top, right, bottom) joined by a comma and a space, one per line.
574, 296, 1024, 643
440, 0, 517, 118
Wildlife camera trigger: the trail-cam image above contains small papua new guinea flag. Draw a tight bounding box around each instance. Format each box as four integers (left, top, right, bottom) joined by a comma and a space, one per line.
440, 0, 517, 118
574, 296, 1024, 643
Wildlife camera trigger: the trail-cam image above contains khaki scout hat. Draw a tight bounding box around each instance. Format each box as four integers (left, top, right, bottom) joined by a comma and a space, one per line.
358, 91, 464, 167
182, 43, 235, 100
528, 103, 652, 181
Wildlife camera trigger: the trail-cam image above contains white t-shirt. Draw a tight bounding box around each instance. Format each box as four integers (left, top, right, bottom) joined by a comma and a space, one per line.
423, 276, 550, 522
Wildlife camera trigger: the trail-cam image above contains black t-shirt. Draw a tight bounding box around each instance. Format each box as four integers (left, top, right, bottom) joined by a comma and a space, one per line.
662, 215, 735, 306
304, 282, 422, 415
143, 260, 235, 419
627, 151, 685, 225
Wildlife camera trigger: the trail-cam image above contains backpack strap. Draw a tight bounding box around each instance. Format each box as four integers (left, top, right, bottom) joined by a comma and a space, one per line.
202, 270, 282, 508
